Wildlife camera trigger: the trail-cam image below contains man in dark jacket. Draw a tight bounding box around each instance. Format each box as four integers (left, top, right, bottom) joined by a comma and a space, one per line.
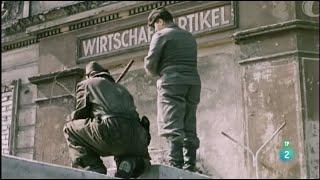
144, 7, 201, 172
63, 61, 151, 178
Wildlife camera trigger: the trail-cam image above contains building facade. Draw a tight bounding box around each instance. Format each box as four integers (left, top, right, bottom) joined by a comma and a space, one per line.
1, 1, 319, 178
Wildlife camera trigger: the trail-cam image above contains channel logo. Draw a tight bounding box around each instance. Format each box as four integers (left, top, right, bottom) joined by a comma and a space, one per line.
279, 140, 295, 162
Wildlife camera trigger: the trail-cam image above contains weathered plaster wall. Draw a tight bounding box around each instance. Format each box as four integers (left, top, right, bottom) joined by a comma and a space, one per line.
238, 1, 295, 30
1, 44, 39, 159
6, 1, 316, 179
243, 58, 305, 178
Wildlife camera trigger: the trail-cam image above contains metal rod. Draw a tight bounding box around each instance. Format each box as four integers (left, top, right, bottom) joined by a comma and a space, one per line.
221, 121, 286, 179
55, 80, 76, 98
255, 121, 286, 179
116, 59, 135, 83
221, 131, 254, 156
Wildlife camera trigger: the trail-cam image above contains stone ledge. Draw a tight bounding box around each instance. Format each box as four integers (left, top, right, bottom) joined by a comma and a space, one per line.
2, 155, 216, 179
1, 154, 116, 179
233, 20, 319, 44
28, 68, 84, 85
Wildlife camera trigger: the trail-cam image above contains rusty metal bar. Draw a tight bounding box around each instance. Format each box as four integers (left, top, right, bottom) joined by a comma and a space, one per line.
116, 59, 135, 83
221, 121, 286, 179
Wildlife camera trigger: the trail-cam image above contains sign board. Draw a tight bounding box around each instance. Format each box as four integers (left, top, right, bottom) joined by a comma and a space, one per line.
77, 3, 236, 62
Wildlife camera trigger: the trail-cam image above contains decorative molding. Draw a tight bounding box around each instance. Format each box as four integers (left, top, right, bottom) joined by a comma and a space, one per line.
34, 94, 74, 104
128, 1, 182, 16
68, 12, 120, 32
2, 1, 231, 52
2, 38, 38, 52
238, 50, 319, 65
36, 28, 61, 40
3, 1, 117, 36
28, 68, 84, 85
233, 20, 319, 44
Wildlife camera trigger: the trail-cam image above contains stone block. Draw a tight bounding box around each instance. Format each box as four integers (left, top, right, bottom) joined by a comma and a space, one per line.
18, 107, 36, 126
19, 84, 37, 105
16, 152, 34, 160
2, 154, 215, 179
1, 155, 115, 179
17, 127, 35, 149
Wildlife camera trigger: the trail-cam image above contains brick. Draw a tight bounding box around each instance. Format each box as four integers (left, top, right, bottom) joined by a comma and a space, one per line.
2, 135, 8, 141
6, 105, 12, 111
2, 140, 9, 146
2, 125, 9, 130
1, 111, 12, 116
1, 92, 12, 97
3, 149, 9, 154
2, 100, 12, 106
2, 96, 8, 102
2, 121, 9, 126
2, 128, 9, 134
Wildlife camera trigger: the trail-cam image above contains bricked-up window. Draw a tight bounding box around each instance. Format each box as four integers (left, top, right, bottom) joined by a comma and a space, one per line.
1, 85, 14, 155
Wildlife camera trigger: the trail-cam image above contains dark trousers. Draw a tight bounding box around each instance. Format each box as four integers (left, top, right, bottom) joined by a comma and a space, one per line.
157, 84, 201, 167
63, 117, 150, 174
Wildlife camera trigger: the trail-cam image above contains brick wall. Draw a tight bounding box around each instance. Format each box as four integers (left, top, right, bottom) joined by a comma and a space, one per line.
1, 85, 14, 155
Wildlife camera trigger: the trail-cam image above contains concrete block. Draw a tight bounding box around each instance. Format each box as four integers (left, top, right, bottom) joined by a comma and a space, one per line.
17, 127, 35, 149
19, 84, 37, 105
1, 155, 116, 179
2, 154, 214, 179
138, 164, 214, 179
18, 107, 36, 126
16, 152, 34, 160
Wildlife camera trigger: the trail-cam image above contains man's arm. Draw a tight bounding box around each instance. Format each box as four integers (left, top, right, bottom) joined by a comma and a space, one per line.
144, 32, 166, 76
70, 81, 92, 120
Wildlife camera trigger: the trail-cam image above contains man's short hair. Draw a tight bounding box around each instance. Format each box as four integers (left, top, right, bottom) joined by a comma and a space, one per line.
148, 7, 173, 28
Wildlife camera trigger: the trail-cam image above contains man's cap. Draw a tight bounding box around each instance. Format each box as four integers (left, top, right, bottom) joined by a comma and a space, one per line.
147, 7, 173, 27
85, 61, 110, 76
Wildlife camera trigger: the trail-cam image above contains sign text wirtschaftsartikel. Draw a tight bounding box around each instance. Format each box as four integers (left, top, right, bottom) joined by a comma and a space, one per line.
79, 4, 234, 60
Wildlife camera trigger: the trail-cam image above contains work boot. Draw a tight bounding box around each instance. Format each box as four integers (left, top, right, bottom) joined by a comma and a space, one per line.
115, 156, 149, 178
183, 147, 197, 172
168, 141, 184, 169
115, 157, 136, 178
74, 156, 107, 174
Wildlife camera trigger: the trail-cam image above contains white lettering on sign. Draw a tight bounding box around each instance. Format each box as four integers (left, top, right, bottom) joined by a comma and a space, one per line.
79, 5, 233, 59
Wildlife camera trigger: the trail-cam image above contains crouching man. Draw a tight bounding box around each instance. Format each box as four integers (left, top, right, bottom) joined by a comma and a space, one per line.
63, 61, 151, 178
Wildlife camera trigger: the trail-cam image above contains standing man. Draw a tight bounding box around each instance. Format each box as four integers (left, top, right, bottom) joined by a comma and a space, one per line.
144, 7, 201, 172
63, 61, 151, 178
